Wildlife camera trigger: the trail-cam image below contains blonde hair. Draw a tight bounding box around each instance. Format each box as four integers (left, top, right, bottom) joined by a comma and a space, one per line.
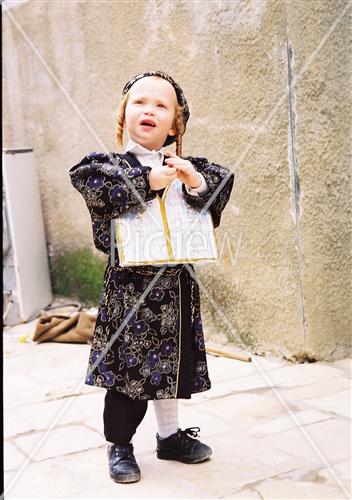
116, 86, 186, 157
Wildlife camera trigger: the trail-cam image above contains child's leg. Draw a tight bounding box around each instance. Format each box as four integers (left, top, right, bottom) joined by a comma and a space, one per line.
104, 389, 148, 444
152, 399, 179, 438
153, 399, 212, 463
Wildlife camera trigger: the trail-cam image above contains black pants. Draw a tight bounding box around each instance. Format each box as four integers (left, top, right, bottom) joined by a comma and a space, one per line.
104, 389, 148, 444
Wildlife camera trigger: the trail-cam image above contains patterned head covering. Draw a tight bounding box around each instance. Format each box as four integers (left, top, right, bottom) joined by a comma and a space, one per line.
122, 71, 190, 147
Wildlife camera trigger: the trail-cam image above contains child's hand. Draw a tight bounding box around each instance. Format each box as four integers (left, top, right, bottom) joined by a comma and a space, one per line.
149, 165, 177, 191
164, 151, 201, 189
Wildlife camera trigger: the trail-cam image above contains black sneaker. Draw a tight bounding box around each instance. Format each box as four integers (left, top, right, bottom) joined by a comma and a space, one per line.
107, 443, 141, 483
156, 427, 212, 464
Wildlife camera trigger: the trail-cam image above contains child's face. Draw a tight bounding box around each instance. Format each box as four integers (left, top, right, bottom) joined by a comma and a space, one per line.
124, 76, 177, 151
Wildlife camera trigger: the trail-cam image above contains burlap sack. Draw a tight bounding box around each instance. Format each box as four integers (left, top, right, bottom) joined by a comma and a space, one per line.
33, 312, 96, 344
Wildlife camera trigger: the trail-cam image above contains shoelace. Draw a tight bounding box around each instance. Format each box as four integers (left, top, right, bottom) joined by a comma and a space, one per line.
178, 427, 201, 453
183, 426, 201, 438
113, 445, 133, 459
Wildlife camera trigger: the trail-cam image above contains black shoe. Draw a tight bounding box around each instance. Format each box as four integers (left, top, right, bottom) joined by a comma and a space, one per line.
107, 443, 141, 483
156, 427, 212, 464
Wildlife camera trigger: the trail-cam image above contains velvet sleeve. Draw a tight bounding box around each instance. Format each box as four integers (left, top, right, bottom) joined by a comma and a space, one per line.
69, 151, 157, 254
69, 152, 157, 218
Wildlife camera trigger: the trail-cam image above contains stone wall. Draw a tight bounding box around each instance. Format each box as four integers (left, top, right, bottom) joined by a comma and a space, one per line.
3, 0, 351, 360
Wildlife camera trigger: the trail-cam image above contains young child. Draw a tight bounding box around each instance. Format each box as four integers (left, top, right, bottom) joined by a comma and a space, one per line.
69, 71, 234, 483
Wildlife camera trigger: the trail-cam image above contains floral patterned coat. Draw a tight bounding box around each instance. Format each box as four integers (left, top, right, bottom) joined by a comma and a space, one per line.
69, 151, 234, 400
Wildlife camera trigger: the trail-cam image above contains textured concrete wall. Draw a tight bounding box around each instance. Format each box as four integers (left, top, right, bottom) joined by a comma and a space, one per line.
282, 1, 351, 361
3, 0, 351, 360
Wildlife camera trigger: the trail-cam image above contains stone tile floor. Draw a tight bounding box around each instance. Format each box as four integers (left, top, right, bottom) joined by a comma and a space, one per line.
3, 315, 351, 499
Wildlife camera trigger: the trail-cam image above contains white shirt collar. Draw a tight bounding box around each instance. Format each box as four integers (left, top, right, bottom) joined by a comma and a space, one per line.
125, 138, 163, 157
124, 138, 164, 169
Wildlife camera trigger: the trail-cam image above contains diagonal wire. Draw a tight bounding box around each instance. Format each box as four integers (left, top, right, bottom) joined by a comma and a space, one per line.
199, 0, 352, 216
184, 265, 350, 498
3, 265, 167, 497
183, 4, 351, 494
2, 0, 166, 234
2, 8, 171, 496
3, 0, 351, 498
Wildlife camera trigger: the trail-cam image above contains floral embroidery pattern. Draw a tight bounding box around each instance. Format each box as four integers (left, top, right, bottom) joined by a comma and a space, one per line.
69, 151, 234, 400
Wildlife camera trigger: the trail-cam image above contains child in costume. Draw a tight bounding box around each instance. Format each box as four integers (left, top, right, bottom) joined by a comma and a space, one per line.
69, 71, 234, 483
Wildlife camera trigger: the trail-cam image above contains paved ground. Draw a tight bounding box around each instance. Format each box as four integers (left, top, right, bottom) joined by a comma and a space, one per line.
3, 311, 351, 499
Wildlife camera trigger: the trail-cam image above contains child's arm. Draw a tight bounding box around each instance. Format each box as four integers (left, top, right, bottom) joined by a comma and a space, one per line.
164, 151, 203, 191
149, 166, 177, 190
69, 151, 166, 255
181, 156, 235, 229
164, 151, 234, 228
69, 151, 157, 220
